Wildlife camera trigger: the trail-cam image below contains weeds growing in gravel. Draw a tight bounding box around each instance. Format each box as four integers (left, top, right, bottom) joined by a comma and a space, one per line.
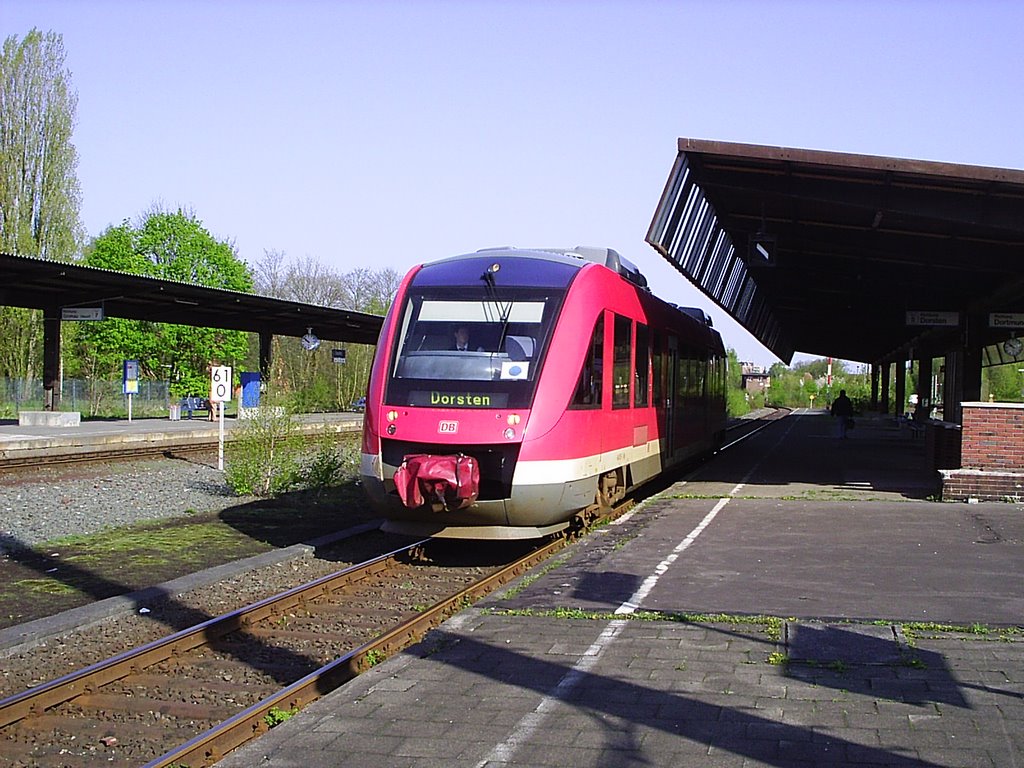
225, 396, 359, 497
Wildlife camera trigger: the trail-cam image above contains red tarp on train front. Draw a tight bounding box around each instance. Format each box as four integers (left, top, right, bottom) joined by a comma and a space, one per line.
393, 453, 480, 510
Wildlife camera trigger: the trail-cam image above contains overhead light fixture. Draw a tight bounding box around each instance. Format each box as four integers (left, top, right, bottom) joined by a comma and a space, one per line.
748, 233, 776, 266
301, 327, 320, 351
748, 203, 776, 266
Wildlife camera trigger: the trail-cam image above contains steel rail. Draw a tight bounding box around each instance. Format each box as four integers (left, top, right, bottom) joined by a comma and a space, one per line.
1, 409, 782, 764
144, 410, 785, 766
721, 407, 790, 450
0, 419, 363, 470
143, 530, 578, 768
0, 539, 430, 730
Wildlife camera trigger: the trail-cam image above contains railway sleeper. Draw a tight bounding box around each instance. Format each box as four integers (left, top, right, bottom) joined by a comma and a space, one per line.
113, 673, 264, 698
73, 692, 239, 721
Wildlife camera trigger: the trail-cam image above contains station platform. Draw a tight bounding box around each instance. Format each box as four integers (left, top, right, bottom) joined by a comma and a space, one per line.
217, 409, 1024, 768
0, 411, 363, 463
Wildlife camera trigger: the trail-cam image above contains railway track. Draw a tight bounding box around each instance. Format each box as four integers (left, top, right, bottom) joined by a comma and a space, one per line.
0, 417, 363, 471
0, 408, 786, 766
0, 527, 605, 768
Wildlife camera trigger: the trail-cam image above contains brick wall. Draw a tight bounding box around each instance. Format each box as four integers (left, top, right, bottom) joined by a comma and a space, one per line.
941, 402, 1024, 502
960, 402, 1024, 470
941, 469, 1024, 502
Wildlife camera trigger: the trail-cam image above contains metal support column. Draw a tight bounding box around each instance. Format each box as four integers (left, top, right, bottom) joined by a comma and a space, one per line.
944, 315, 984, 424
894, 355, 906, 418
259, 331, 273, 382
943, 351, 959, 423
42, 308, 61, 411
879, 362, 891, 415
962, 314, 983, 405
871, 364, 880, 411
915, 356, 933, 420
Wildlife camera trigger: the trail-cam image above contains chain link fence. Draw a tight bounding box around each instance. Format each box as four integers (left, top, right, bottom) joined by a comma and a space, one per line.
0, 378, 173, 418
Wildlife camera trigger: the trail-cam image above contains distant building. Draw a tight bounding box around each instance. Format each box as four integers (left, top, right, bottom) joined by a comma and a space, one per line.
740, 362, 771, 394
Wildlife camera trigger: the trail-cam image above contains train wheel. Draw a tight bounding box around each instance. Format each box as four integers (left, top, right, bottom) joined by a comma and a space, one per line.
566, 503, 601, 539
596, 468, 624, 509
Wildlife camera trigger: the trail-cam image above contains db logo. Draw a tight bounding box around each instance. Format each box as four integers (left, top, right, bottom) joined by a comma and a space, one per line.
438, 420, 459, 434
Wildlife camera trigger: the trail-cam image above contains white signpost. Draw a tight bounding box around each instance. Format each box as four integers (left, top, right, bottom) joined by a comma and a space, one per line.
210, 365, 232, 470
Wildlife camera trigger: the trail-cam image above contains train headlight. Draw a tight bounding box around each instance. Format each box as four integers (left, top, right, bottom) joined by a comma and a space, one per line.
386, 424, 397, 435
386, 410, 399, 422
503, 427, 516, 440
506, 414, 521, 426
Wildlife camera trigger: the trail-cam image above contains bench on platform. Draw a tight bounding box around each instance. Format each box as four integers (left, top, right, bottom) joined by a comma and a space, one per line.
179, 396, 212, 419
896, 414, 926, 438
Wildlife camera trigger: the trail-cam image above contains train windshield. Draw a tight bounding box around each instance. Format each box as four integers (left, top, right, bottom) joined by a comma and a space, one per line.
386, 289, 565, 409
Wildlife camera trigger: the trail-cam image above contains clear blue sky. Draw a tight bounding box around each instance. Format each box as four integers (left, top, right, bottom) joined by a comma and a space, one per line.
5, 0, 1023, 366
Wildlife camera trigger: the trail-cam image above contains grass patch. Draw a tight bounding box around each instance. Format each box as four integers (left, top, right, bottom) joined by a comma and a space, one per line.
492, 607, 786, 639
11, 578, 81, 597
499, 555, 570, 599
0, 478, 379, 631
264, 706, 300, 728
899, 621, 1021, 645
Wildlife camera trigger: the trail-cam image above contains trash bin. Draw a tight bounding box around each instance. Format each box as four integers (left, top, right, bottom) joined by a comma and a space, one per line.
169, 403, 181, 421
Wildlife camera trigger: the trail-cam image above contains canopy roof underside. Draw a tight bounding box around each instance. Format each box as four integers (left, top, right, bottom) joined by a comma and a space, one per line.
646, 138, 1024, 366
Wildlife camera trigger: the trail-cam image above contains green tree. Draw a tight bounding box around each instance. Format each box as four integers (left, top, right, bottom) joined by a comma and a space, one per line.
0, 29, 83, 381
766, 365, 803, 407
0, 28, 82, 260
70, 210, 253, 401
983, 362, 1024, 402
802, 375, 820, 407
725, 348, 750, 417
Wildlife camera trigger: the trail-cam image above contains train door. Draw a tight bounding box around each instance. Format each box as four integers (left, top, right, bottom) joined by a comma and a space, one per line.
666, 334, 679, 459
633, 322, 650, 449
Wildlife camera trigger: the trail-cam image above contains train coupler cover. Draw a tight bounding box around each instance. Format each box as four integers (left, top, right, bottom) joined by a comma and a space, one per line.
394, 453, 480, 511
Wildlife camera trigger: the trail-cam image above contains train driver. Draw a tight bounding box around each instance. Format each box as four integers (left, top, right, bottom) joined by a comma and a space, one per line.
453, 325, 483, 352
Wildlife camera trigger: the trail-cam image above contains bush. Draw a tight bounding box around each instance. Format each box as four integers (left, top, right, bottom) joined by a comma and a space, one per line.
225, 405, 303, 496
225, 401, 361, 497
300, 430, 359, 493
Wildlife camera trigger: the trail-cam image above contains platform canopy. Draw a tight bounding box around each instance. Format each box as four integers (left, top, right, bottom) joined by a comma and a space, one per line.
646, 139, 1024, 366
0, 252, 383, 344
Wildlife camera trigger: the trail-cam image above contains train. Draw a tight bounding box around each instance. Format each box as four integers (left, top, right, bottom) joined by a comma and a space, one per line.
359, 246, 727, 539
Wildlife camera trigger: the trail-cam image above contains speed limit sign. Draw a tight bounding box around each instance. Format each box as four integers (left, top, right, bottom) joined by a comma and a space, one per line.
210, 366, 232, 402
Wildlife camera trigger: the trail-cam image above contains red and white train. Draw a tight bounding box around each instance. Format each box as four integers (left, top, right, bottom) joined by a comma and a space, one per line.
360, 246, 727, 539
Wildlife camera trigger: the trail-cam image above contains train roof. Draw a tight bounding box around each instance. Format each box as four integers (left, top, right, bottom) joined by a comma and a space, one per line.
417, 246, 650, 289
413, 246, 718, 333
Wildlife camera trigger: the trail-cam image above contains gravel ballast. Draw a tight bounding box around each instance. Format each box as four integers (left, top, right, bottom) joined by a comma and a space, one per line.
0, 457, 244, 550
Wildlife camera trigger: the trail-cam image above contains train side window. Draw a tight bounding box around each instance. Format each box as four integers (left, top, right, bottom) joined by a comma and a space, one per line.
569, 314, 604, 409
678, 347, 691, 401
651, 330, 663, 406
634, 322, 650, 408
697, 350, 708, 397
612, 314, 631, 409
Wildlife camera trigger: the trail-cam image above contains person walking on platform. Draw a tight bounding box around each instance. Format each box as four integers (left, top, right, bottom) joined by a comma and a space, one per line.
208, 362, 222, 422
830, 389, 854, 439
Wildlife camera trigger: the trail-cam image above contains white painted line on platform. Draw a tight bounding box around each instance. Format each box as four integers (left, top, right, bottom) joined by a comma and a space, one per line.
475, 413, 803, 767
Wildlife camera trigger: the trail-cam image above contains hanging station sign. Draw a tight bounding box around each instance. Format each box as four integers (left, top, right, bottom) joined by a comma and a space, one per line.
989, 313, 1024, 330
62, 307, 104, 321
905, 311, 960, 326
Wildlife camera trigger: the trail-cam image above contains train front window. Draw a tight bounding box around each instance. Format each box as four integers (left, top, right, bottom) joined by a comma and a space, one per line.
386, 292, 563, 408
